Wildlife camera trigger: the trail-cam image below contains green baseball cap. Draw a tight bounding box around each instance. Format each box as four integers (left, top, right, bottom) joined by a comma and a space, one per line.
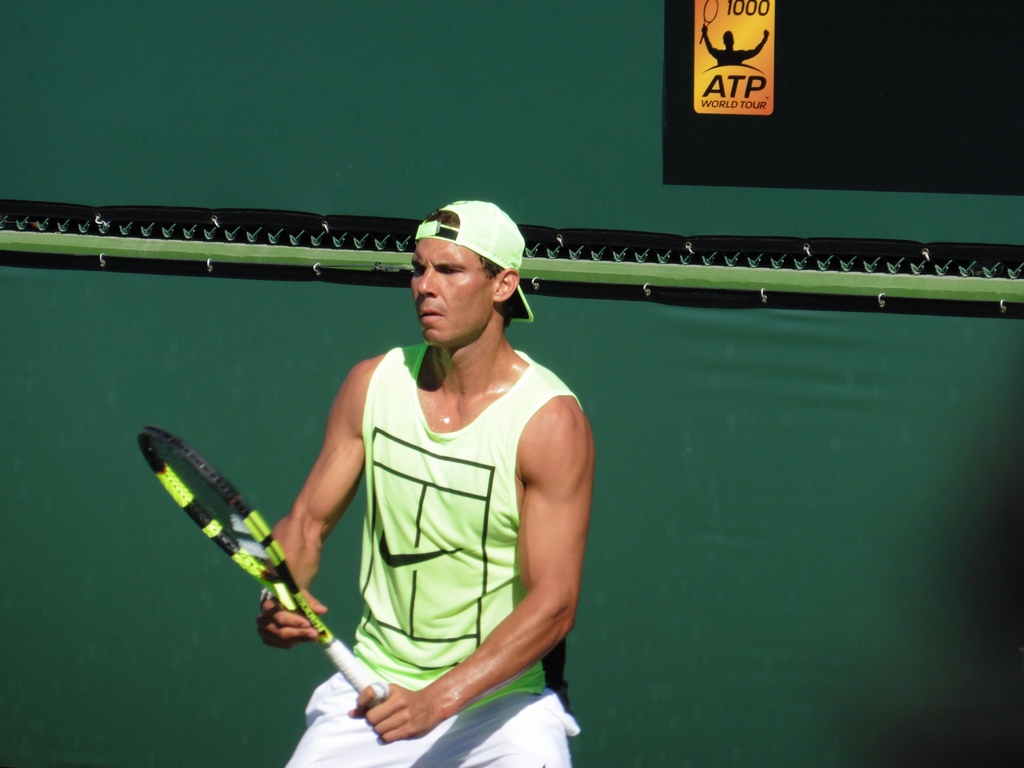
415, 201, 533, 322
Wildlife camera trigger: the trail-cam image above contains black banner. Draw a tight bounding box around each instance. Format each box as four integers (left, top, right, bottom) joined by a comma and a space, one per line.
664, 1, 1024, 195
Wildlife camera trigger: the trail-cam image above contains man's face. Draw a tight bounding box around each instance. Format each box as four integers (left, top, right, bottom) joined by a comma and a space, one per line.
411, 238, 497, 347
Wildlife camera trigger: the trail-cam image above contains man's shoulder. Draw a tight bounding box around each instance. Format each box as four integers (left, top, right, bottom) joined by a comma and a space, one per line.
347, 353, 387, 385
350, 344, 422, 380
533, 391, 587, 427
334, 352, 389, 407
521, 391, 591, 455
517, 391, 594, 489
343, 344, 427, 405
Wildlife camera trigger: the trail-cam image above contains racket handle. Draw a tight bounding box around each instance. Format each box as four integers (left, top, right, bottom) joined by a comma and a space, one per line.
322, 639, 389, 706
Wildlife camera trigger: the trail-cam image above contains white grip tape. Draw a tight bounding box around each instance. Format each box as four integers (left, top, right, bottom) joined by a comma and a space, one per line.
322, 639, 389, 706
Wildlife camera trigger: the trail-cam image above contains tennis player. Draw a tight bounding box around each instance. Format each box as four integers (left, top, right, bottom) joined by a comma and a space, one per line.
257, 201, 595, 767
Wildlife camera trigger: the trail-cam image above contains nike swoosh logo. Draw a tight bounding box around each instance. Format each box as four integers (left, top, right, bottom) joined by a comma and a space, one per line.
379, 527, 461, 568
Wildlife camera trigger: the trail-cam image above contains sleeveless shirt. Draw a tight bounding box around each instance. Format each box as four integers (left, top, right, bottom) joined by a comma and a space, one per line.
353, 344, 577, 699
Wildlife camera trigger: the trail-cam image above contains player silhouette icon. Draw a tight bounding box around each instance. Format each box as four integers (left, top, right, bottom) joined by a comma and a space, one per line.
702, 28, 769, 67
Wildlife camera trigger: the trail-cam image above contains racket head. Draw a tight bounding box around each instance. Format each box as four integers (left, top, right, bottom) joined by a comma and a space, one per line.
138, 425, 384, 699
703, 0, 719, 25
138, 426, 296, 599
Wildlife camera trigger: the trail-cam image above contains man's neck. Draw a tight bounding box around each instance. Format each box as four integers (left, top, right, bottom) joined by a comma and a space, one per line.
420, 337, 522, 397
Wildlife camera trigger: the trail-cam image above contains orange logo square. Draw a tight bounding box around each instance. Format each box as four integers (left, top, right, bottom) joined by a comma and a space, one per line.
694, 0, 776, 115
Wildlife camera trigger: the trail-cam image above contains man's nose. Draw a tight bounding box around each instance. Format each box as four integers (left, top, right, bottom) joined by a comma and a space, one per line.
414, 266, 437, 295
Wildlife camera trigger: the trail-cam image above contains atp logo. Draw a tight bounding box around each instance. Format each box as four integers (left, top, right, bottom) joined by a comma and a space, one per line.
693, 0, 775, 115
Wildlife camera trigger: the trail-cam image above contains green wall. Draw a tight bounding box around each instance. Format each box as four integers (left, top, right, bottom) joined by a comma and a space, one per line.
3, 3, 1024, 766
3, 2, 1023, 242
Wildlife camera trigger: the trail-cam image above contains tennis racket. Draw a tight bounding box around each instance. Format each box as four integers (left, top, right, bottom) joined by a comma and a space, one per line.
137, 425, 388, 706
700, 0, 718, 42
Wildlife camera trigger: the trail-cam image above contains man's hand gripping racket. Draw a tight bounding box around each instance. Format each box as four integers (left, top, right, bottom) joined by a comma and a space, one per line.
137, 425, 388, 707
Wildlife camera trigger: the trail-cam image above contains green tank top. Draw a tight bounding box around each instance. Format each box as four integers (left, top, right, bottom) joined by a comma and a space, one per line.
353, 344, 577, 699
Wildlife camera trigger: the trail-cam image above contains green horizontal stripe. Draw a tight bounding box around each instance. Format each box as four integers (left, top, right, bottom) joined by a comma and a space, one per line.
3, 230, 1023, 305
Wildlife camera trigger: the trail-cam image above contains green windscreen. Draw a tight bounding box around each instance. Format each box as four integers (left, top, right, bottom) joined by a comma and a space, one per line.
3, 2, 1023, 766
3, 265, 1023, 766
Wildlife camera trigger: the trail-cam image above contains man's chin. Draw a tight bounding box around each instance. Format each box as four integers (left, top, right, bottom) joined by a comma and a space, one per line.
420, 329, 447, 347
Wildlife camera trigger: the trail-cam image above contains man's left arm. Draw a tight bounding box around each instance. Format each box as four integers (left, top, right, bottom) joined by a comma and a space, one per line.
358, 394, 595, 742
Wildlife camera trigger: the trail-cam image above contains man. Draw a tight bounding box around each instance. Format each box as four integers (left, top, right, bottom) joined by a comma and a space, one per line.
257, 201, 594, 766
701, 27, 770, 67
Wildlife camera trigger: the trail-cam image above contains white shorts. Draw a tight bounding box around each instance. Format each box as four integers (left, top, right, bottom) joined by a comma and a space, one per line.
285, 673, 580, 768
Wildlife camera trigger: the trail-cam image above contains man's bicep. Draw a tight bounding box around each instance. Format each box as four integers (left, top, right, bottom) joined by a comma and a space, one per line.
293, 435, 365, 531
517, 397, 595, 591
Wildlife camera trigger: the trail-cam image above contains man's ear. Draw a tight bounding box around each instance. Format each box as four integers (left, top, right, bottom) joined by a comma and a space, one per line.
492, 268, 520, 303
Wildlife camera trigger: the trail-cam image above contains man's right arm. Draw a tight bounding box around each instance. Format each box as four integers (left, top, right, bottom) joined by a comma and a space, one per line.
257, 355, 382, 649
702, 33, 717, 56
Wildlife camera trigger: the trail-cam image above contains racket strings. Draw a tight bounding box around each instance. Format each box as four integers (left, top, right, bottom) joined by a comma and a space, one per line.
233, 517, 271, 561
143, 429, 274, 567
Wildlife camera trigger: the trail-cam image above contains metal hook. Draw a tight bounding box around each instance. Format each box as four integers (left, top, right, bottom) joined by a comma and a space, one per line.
531, 277, 540, 290
685, 241, 695, 255
321, 220, 329, 233
99, 253, 106, 268
878, 293, 886, 308
921, 247, 930, 262
313, 262, 322, 276
210, 215, 220, 228
760, 288, 767, 304
643, 283, 651, 297
803, 243, 812, 256
206, 258, 213, 272
1000, 299, 1007, 314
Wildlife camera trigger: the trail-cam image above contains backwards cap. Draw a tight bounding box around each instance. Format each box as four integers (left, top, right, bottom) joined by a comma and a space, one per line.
415, 201, 533, 323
